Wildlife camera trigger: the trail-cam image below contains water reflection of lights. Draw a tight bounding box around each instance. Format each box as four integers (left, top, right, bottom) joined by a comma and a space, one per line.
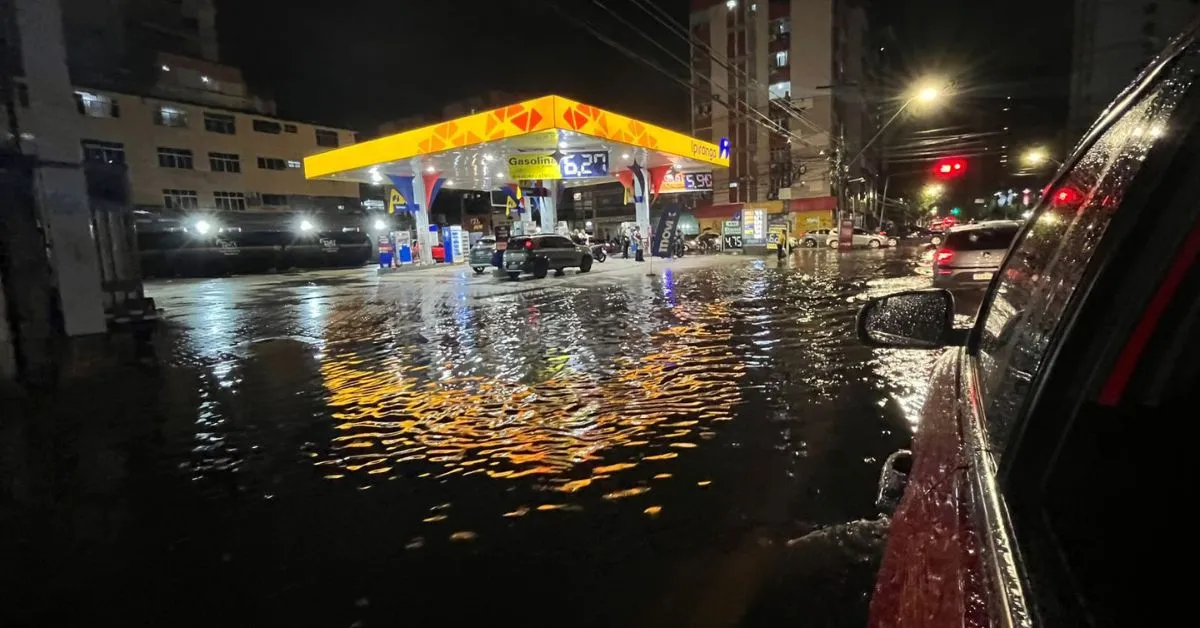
315, 300, 744, 500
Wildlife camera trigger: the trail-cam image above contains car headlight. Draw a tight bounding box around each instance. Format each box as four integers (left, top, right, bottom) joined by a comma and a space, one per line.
373, 219, 386, 231
194, 219, 212, 235
300, 220, 316, 232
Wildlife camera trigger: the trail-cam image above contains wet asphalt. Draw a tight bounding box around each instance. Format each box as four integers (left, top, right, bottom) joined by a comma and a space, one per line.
0, 245, 980, 627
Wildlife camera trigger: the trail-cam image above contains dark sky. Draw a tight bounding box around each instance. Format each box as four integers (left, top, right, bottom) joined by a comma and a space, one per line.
217, 0, 1073, 143
216, 0, 693, 132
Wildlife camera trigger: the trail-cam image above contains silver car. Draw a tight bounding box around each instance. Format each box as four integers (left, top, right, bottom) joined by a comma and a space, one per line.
931, 221, 1020, 288
501, 234, 593, 279
801, 228, 835, 247
807, 227, 888, 249
469, 236, 497, 274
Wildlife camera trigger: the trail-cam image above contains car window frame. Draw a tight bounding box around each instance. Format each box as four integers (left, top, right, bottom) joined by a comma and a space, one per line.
966, 37, 1200, 443
960, 27, 1200, 626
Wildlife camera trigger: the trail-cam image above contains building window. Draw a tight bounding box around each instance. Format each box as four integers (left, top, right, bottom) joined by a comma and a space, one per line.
287, 160, 302, 169
315, 129, 339, 147
203, 112, 236, 134
81, 140, 126, 165
261, 193, 288, 206
769, 81, 791, 100
774, 50, 789, 68
75, 91, 119, 118
209, 152, 241, 173
155, 106, 188, 127
214, 191, 247, 211
157, 147, 194, 169
253, 119, 282, 134
163, 189, 198, 210
16, 82, 29, 108
283, 123, 298, 133
257, 156, 288, 170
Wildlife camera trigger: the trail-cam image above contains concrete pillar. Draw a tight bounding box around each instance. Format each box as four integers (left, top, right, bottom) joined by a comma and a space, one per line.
632, 169, 651, 245
539, 180, 560, 234
13, 0, 107, 337
409, 166, 432, 264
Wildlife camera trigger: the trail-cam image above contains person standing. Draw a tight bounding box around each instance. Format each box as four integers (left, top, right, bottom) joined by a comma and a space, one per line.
622, 229, 630, 259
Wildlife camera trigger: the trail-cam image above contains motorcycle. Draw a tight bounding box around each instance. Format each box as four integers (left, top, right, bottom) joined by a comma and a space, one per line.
591, 243, 608, 263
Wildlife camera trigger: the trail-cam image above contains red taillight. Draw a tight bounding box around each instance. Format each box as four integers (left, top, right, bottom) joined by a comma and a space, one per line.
523, 239, 534, 250
934, 248, 955, 265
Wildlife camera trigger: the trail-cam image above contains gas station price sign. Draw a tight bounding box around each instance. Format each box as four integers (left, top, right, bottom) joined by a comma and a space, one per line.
559, 151, 609, 178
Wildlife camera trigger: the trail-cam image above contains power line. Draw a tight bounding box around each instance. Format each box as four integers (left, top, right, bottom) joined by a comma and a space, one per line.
539, 0, 805, 151
622, 0, 828, 137
588, 0, 804, 145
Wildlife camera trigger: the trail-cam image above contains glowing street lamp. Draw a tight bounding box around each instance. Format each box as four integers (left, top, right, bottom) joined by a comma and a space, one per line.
848, 78, 949, 169
1022, 147, 1061, 168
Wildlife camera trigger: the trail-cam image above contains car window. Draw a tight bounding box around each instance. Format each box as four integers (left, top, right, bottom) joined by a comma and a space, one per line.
945, 225, 1019, 250
508, 237, 530, 249
974, 55, 1196, 456
853, 228, 867, 235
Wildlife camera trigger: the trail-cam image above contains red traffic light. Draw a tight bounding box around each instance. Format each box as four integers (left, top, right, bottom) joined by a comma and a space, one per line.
1052, 187, 1081, 205
932, 157, 968, 179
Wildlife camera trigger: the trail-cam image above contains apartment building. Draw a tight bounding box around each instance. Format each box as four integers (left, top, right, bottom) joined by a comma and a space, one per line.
689, 0, 876, 209
72, 55, 359, 213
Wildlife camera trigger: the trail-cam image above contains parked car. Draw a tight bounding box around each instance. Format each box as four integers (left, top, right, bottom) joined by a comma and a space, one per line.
800, 228, 835, 248
501, 234, 593, 279
825, 227, 888, 249
858, 29, 1199, 627
931, 221, 1021, 289
469, 236, 497, 274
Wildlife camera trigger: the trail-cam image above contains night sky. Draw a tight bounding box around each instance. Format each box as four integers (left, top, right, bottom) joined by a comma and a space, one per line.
217, 0, 1073, 149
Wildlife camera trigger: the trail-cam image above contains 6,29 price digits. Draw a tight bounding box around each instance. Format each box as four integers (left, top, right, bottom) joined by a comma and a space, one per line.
559, 151, 610, 178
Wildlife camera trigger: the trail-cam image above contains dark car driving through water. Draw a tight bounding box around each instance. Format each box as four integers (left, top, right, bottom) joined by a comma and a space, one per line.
859, 25, 1199, 627
501, 234, 593, 279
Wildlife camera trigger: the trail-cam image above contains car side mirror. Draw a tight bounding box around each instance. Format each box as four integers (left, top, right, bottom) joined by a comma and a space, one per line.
856, 289, 958, 349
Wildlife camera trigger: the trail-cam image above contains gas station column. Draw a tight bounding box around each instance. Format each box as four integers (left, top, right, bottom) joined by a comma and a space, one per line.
631, 168, 651, 241
409, 163, 432, 264
539, 180, 560, 234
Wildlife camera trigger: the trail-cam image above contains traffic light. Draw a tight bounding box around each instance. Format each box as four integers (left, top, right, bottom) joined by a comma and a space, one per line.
1052, 187, 1081, 205
950, 207, 961, 216
932, 157, 968, 180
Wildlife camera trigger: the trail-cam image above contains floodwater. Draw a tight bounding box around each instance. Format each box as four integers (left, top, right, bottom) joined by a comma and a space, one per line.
1, 247, 968, 627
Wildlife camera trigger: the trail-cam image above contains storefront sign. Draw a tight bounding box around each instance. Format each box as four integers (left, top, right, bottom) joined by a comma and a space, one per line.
658, 171, 714, 194
507, 153, 561, 180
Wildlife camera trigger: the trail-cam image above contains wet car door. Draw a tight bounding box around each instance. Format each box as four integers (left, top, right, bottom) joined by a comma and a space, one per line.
546, 235, 577, 267
869, 32, 1200, 627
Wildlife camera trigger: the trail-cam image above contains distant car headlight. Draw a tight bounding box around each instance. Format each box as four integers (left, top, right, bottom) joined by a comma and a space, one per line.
300, 220, 316, 232
373, 219, 386, 231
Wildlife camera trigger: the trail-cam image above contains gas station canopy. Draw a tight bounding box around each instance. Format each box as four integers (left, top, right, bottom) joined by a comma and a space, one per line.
303, 95, 730, 189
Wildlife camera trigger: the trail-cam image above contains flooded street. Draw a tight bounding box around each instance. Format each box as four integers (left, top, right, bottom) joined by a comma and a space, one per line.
2, 246, 965, 627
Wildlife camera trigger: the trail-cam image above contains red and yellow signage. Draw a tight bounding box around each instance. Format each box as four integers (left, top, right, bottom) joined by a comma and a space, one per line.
304, 95, 729, 180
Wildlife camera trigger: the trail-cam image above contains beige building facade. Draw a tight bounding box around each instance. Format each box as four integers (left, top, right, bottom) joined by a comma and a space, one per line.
74, 85, 359, 213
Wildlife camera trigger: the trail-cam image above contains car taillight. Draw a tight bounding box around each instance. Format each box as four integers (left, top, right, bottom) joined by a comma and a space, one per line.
934, 248, 955, 265
523, 240, 534, 251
